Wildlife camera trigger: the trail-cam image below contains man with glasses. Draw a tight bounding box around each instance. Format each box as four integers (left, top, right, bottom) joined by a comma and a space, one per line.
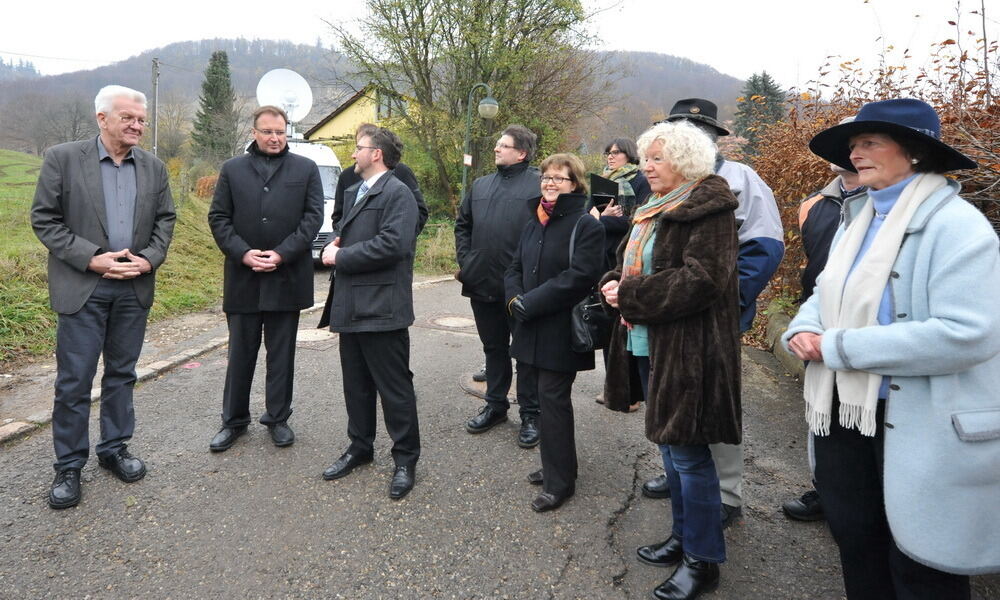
319, 128, 421, 500
31, 85, 176, 509
207, 105, 323, 453
454, 124, 542, 448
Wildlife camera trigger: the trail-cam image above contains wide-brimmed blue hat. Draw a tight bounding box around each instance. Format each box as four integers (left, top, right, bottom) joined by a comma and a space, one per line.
809, 98, 976, 172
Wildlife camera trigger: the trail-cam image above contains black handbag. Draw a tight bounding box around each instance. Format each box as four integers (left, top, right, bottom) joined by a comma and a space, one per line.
568, 215, 614, 352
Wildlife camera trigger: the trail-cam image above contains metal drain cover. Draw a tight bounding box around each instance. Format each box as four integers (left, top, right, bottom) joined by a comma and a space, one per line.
431, 316, 476, 329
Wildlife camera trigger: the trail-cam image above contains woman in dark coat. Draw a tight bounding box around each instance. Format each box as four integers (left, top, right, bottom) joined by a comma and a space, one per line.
601, 122, 741, 600
505, 153, 605, 513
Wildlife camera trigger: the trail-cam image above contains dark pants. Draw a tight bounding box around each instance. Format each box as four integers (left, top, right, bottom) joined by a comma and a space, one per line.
469, 299, 538, 418
340, 329, 420, 468
222, 311, 299, 428
52, 279, 148, 471
522, 365, 577, 497
814, 395, 970, 600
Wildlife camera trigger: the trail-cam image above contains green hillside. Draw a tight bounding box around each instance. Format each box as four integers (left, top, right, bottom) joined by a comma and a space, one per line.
0, 149, 224, 364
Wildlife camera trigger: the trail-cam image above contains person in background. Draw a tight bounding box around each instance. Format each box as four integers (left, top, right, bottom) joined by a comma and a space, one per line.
31, 84, 176, 509
784, 98, 999, 598
602, 121, 741, 600
506, 153, 604, 512
455, 124, 542, 449
640, 98, 784, 530
782, 117, 867, 522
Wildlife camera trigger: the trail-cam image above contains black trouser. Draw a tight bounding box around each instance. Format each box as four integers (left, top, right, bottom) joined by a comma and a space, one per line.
221, 311, 299, 428
814, 394, 970, 600
469, 299, 538, 418
522, 365, 577, 497
52, 279, 149, 471
340, 329, 420, 468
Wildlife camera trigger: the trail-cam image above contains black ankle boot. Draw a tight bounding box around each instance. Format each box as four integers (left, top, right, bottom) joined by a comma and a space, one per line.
652, 554, 720, 600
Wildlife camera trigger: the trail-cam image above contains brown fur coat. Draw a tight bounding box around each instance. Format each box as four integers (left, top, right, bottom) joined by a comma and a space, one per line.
601, 174, 742, 446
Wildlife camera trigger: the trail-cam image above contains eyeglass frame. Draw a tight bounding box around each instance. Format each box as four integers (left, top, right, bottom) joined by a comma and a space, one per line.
540, 175, 574, 184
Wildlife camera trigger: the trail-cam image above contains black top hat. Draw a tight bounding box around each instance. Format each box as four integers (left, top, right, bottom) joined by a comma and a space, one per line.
665, 98, 731, 136
809, 98, 976, 173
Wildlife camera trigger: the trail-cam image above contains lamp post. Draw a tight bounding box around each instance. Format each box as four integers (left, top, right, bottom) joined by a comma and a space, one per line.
461, 82, 499, 199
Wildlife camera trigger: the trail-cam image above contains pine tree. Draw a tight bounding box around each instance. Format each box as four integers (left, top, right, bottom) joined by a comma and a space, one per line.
734, 71, 786, 157
191, 51, 239, 165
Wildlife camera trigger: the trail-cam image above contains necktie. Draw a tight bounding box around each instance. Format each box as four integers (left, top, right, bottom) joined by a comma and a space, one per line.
357, 182, 370, 201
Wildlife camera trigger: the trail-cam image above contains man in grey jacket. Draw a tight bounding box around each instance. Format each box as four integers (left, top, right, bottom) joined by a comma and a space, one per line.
31, 84, 176, 509
320, 128, 421, 500
454, 124, 541, 448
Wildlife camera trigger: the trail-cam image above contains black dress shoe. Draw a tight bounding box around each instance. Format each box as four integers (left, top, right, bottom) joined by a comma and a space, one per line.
465, 405, 508, 434
389, 465, 415, 499
531, 490, 573, 513
268, 422, 295, 447
472, 365, 487, 383
642, 474, 671, 499
782, 489, 824, 521
527, 469, 543, 485
209, 426, 247, 452
637, 535, 684, 568
720, 503, 742, 529
323, 452, 374, 480
48, 468, 81, 509
652, 554, 720, 600
97, 446, 146, 483
518, 416, 540, 448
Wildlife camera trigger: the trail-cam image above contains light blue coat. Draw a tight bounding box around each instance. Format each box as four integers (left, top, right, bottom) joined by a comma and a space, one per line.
782, 179, 1000, 575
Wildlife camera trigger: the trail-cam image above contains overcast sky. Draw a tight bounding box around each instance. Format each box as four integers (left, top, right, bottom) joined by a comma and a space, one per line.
3, 0, 995, 90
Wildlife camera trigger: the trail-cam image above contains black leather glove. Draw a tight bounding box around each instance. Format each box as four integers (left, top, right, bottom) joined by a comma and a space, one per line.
508, 295, 529, 322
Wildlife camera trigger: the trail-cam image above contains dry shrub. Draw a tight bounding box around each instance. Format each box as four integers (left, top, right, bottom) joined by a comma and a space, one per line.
747, 17, 998, 322
195, 175, 218, 199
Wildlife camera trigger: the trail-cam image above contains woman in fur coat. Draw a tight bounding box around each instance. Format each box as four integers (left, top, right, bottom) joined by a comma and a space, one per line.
601, 121, 741, 600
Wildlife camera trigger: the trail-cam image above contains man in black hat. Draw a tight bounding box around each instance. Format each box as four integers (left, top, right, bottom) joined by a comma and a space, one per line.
640, 98, 785, 530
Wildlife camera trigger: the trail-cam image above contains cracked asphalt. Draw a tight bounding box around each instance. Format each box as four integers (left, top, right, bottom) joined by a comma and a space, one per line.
1, 276, 998, 599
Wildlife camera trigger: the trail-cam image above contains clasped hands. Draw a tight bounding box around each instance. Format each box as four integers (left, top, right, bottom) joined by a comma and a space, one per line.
321, 237, 341, 266
787, 332, 824, 362
242, 249, 284, 272
88, 249, 151, 280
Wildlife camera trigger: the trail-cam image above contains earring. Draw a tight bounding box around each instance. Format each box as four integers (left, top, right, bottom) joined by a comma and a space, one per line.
911, 158, 919, 165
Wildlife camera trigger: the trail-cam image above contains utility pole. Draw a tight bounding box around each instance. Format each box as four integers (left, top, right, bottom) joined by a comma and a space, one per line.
151, 58, 160, 156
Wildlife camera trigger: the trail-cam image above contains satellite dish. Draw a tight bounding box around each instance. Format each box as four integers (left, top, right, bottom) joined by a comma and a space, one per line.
256, 68, 313, 123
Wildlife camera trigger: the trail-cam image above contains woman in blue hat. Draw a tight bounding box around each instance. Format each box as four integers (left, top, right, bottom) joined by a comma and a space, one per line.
783, 98, 1000, 599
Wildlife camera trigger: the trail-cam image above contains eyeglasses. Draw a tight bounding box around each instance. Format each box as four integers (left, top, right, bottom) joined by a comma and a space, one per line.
255, 129, 287, 138
495, 142, 517, 150
541, 175, 572, 184
355, 145, 378, 153
604, 150, 624, 157
117, 114, 148, 127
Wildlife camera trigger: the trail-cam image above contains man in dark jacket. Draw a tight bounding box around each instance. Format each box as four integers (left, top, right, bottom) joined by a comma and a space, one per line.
320, 127, 421, 500
781, 157, 865, 522
31, 84, 175, 509
207, 105, 324, 452
454, 124, 542, 448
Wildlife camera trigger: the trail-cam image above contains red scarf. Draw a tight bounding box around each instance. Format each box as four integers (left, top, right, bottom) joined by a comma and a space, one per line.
536, 197, 557, 226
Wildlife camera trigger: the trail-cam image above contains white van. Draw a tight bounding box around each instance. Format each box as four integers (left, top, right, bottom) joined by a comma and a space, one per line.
286, 140, 342, 266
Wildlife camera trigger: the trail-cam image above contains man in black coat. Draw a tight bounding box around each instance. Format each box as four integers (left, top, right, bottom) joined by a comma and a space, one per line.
320, 127, 421, 500
207, 106, 324, 452
454, 124, 542, 448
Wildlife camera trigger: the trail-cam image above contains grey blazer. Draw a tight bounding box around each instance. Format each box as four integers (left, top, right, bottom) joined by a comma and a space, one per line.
30, 137, 176, 314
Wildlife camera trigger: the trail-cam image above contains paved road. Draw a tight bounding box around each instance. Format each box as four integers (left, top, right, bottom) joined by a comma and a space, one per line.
1, 276, 997, 599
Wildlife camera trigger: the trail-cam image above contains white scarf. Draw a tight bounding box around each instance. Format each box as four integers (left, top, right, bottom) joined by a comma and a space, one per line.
804, 173, 948, 436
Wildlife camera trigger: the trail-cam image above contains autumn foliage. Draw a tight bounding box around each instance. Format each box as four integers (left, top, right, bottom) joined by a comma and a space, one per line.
195, 175, 218, 199
746, 20, 998, 325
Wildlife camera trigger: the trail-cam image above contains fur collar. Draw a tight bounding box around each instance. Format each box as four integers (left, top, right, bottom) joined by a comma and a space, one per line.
656, 174, 738, 222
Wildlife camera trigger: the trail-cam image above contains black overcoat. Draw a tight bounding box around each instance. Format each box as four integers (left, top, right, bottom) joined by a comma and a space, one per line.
326, 172, 418, 333
601, 175, 743, 445
505, 193, 605, 373
208, 144, 324, 313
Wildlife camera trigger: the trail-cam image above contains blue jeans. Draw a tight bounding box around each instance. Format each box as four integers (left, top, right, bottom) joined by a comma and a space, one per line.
638, 356, 726, 563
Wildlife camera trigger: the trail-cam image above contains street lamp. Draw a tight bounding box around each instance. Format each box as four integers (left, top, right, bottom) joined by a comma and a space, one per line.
461, 82, 499, 199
